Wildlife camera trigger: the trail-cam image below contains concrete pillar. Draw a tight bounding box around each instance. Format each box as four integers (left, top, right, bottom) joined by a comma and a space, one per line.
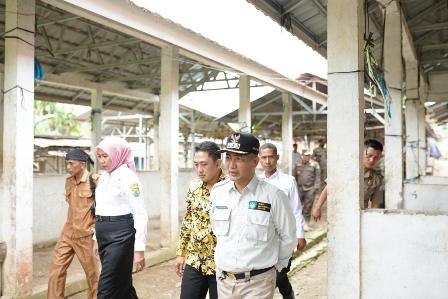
2, 0, 35, 296
405, 60, 419, 180
383, 0, 403, 209
153, 102, 160, 170
281, 92, 293, 175
418, 102, 426, 174
405, 98, 419, 180
190, 110, 196, 167
0, 72, 4, 173
91, 88, 102, 169
159, 45, 179, 246
239, 75, 251, 131
327, 0, 364, 298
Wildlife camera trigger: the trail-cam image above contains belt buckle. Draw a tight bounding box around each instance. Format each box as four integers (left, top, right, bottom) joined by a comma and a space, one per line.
227, 272, 236, 280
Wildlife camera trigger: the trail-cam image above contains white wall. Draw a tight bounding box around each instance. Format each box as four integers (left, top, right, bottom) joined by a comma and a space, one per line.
361, 210, 448, 299
33, 169, 195, 245
403, 182, 448, 212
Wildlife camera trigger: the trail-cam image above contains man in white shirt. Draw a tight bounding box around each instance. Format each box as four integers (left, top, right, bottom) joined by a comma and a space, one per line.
259, 143, 306, 299
211, 132, 296, 299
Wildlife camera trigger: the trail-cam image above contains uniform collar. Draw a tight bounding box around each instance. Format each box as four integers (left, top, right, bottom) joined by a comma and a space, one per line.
230, 175, 259, 195
261, 169, 279, 180
68, 168, 89, 185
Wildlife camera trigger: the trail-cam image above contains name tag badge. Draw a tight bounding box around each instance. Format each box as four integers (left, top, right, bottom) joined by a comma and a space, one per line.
215, 206, 229, 209
248, 201, 271, 212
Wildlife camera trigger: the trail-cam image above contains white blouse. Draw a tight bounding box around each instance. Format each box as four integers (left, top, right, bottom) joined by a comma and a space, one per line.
95, 164, 148, 251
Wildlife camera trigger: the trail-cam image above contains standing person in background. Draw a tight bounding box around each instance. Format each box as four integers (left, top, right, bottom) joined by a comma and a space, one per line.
292, 143, 302, 177
312, 138, 327, 184
94, 137, 148, 299
175, 141, 226, 299
312, 139, 384, 221
296, 150, 321, 225
259, 143, 306, 299
48, 149, 99, 299
211, 132, 296, 299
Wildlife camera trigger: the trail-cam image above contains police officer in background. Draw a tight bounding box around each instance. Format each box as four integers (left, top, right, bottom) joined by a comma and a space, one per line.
48, 149, 99, 299
312, 138, 327, 184
259, 143, 306, 299
211, 132, 296, 299
296, 150, 321, 224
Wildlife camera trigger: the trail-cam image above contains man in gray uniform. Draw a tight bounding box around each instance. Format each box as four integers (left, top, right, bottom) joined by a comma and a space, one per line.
296, 150, 321, 223
312, 138, 327, 183
211, 132, 296, 299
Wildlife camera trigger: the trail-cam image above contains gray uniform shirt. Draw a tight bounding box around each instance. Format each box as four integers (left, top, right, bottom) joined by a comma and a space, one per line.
210, 176, 296, 273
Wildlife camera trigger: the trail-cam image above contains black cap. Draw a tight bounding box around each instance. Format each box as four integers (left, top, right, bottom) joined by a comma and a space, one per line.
220, 132, 260, 155
66, 148, 94, 165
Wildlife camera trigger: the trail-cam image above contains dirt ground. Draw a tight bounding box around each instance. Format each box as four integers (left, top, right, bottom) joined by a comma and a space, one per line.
69, 250, 327, 299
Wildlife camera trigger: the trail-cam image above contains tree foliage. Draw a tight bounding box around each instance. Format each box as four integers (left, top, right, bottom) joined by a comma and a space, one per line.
34, 100, 81, 136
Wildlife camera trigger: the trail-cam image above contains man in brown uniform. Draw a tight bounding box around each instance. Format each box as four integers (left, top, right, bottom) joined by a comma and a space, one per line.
47, 149, 99, 299
312, 138, 327, 183
312, 139, 384, 221
295, 150, 321, 222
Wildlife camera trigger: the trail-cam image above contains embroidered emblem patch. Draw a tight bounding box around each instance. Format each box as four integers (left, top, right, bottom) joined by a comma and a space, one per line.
130, 183, 140, 197
248, 201, 271, 212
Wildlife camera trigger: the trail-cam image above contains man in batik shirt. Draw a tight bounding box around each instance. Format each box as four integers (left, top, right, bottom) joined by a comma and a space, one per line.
176, 141, 226, 299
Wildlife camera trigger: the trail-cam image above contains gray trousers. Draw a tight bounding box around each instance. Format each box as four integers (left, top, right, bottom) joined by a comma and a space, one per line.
299, 188, 315, 222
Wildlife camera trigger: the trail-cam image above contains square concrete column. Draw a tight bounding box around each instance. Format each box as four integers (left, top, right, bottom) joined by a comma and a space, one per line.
405, 60, 419, 180
327, 0, 364, 298
152, 102, 160, 170
160, 45, 179, 246
418, 102, 426, 174
281, 92, 293, 174
383, 0, 403, 209
405, 98, 419, 180
2, 0, 35, 296
239, 75, 251, 131
91, 89, 102, 169
0, 72, 3, 172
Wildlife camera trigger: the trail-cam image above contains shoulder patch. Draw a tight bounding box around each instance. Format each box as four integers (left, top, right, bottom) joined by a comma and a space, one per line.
130, 183, 141, 197
188, 178, 203, 192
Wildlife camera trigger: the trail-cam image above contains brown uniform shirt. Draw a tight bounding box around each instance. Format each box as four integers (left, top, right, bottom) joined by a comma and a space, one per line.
63, 169, 98, 238
296, 160, 321, 191
364, 168, 384, 208
312, 147, 327, 168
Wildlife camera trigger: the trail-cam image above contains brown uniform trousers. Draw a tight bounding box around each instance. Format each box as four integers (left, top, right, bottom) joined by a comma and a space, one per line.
364, 168, 384, 208
312, 147, 327, 184
47, 170, 99, 299
296, 161, 321, 222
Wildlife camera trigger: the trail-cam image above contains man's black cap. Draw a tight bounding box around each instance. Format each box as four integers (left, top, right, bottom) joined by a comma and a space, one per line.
220, 132, 260, 155
66, 148, 94, 165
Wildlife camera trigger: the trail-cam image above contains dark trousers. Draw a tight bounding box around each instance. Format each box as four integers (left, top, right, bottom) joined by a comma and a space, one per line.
180, 264, 218, 299
276, 258, 294, 299
96, 217, 138, 299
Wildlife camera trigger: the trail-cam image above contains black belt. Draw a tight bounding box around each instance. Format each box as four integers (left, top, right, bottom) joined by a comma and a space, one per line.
223, 267, 273, 280
95, 214, 133, 222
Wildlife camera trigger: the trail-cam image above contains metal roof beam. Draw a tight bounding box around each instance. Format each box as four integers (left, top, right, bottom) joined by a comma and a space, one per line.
310, 0, 326, 17
36, 13, 79, 27
411, 22, 448, 33
292, 95, 313, 113
283, 0, 306, 14
58, 57, 160, 74
421, 43, 448, 51
407, 0, 446, 26
422, 58, 448, 65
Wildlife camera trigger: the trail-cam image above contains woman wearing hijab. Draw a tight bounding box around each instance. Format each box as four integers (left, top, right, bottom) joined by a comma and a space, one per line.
94, 137, 148, 299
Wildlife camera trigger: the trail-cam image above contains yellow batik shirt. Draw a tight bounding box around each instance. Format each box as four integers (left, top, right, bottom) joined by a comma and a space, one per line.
176, 171, 226, 275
